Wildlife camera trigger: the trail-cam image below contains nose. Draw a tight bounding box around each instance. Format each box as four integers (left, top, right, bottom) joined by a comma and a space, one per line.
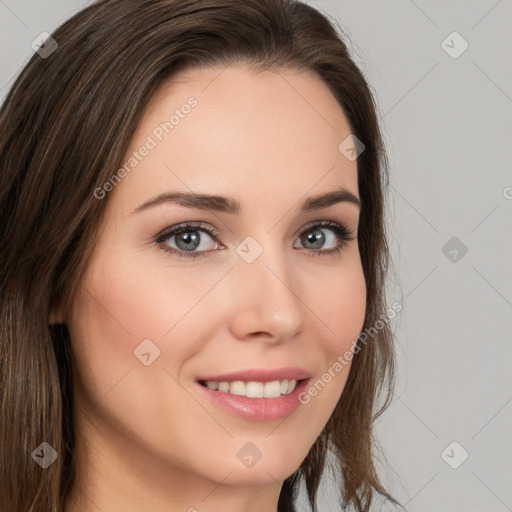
228, 243, 305, 343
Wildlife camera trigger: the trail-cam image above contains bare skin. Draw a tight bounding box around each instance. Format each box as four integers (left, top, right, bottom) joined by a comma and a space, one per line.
56, 64, 366, 512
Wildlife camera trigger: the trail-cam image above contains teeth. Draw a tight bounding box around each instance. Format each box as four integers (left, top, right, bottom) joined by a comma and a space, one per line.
263, 381, 281, 398
218, 381, 230, 392
246, 381, 264, 398
230, 381, 245, 396
202, 379, 298, 398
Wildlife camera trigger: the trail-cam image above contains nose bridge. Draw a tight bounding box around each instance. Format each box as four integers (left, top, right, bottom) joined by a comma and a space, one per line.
229, 235, 304, 339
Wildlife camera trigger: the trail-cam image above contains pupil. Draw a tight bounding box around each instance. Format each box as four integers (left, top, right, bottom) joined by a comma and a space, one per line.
304, 229, 324, 250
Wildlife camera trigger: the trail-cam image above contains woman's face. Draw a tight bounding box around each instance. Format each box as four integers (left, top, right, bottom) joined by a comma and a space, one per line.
62, 65, 366, 507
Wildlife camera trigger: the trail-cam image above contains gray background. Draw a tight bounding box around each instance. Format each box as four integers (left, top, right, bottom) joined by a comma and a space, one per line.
1, 1, 511, 510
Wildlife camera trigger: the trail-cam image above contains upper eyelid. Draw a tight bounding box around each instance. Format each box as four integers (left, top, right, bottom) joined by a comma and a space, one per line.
156, 221, 220, 242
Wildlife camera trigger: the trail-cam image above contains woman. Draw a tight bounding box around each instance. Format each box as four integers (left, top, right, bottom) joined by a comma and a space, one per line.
0, 0, 402, 510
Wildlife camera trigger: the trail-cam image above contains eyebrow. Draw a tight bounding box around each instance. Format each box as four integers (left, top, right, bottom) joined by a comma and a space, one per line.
131, 186, 361, 215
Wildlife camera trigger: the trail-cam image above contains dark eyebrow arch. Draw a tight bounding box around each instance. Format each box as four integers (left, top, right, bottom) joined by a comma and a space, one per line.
131, 187, 361, 215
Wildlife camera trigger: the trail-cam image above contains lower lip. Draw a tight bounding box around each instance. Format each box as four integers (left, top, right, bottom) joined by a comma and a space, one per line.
196, 379, 310, 421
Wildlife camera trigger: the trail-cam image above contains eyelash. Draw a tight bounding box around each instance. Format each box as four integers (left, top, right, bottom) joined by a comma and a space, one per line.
154, 219, 356, 260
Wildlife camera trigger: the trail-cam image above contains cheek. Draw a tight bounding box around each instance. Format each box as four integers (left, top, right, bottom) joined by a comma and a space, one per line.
303, 256, 366, 405
67, 249, 220, 401
74, 249, 211, 343
319, 254, 367, 355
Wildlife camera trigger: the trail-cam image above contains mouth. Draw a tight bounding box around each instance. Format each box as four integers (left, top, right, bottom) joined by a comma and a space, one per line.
194, 368, 312, 421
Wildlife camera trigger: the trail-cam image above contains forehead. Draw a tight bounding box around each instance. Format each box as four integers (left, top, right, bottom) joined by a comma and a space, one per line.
111, 65, 359, 216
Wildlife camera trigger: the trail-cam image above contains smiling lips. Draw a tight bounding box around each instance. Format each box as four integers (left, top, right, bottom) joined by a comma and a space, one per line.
196, 367, 312, 421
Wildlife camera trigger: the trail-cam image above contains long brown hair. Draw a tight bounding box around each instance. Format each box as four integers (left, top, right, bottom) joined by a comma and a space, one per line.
0, 1, 401, 510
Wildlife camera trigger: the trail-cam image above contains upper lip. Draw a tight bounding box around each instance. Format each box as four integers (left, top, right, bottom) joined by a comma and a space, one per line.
196, 367, 311, 383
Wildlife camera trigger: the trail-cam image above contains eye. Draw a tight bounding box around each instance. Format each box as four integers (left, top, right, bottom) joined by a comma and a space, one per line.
156, 222, 221, 259
293, 220, 356, 257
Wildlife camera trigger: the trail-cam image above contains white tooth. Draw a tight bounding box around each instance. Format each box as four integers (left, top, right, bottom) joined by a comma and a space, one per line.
229, 381, 246, 396
280, 379, 289, 395
264, 380, 282, 398
206, 381, 219, 390
286, 380, 297, 394
218, 381, 230, 392
246, 381, 264, 398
